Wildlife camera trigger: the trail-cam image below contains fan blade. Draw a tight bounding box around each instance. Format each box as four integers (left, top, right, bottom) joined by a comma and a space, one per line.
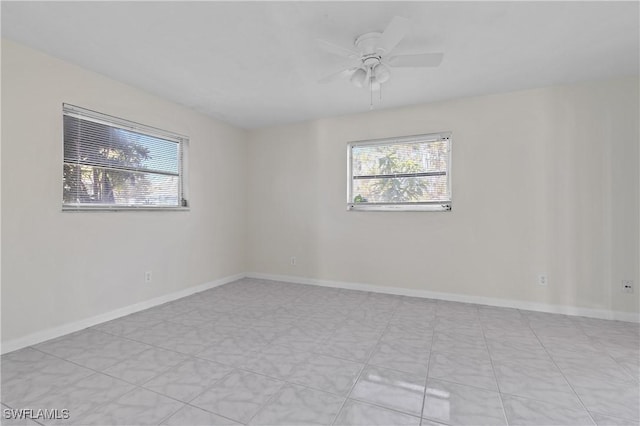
377, 16, 410, 55
388, 53, 444, 68
316, 39, 360, 59
318, 67, 357, 84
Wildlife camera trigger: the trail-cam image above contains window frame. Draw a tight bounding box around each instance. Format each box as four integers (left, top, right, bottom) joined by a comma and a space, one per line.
347, 132, 452, 212
62, 103, 189, 212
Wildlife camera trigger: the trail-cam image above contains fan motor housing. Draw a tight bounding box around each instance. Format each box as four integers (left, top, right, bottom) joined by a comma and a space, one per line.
354, 32, 384, 55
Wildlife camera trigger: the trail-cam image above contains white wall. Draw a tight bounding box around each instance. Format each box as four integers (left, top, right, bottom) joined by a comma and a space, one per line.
1, 39, 247, 343
247, 77, 639, 316
2, 39, 638, 349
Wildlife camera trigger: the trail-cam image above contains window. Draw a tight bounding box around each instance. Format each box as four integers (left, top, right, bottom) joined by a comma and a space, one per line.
63, 104, 188, 211
347, 132, 451, 211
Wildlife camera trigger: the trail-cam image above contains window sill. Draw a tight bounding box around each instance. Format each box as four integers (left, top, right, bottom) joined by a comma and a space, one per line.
62, 206, 190, 212
347, 203, 451, 212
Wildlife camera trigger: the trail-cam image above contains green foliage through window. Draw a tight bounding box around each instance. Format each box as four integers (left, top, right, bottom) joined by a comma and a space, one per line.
349, 135, 451, 209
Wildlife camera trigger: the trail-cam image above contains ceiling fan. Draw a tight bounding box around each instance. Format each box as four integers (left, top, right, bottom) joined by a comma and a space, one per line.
317, 16, 443, 95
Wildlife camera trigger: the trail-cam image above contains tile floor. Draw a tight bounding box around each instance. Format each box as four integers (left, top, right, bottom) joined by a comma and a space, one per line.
1, 278, 639, 426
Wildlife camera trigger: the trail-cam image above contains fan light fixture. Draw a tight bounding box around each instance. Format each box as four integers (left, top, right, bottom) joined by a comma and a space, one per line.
354, 56, 388, 91
373, 63, 390, 84
350, 68, 368, 88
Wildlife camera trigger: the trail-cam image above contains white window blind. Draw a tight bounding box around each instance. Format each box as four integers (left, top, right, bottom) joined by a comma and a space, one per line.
347, 133, 452, 211
63, 104, 188, 210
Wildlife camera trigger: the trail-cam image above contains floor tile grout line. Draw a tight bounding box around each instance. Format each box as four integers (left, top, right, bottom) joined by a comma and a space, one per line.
158, 367, 259, 424
95, 319, 280, 364
424, 374, 498, 394
43, 325, 206, 363
489, 312, 615, 423
135, 356, 206, 389
179, 401, 248, 425
571, 319, 640, 385
526, 319, 599, 425
154, 402, 190, 426
419, 303, 474, 426
418, 341, 613, 415
587, 409, 640, 424
496, 389, 640, 421
418, 313, 436, 426
342, 397, 425, 422
328, 298, 406, 425
32, 339, 194, 389
70, 384, 142, 424
22, 345, 222, 424
177, 367, 243, 408
242, 378, 290, 425
26, 345, 126, 384
27, 344, 218, 424
119, 380, 241, 425
478, 311, 512, 426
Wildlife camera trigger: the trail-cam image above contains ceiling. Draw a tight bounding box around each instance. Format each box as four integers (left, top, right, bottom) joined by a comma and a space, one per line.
2, 1, 638, 129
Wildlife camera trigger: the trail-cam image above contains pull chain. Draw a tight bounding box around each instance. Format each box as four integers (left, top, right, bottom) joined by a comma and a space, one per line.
369, 70, 373, 110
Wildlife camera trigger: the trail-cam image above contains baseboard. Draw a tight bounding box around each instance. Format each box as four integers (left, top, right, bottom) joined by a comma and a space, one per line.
4, 271, 637, 354
1, 273, 244, 354
246, 272, 640, 323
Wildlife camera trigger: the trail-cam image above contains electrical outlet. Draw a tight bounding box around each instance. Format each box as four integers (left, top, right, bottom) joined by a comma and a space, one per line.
144, 271, 152, 283
537, 274, 548, 286
622, 280, 634, 293
290, 257, 296, 266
